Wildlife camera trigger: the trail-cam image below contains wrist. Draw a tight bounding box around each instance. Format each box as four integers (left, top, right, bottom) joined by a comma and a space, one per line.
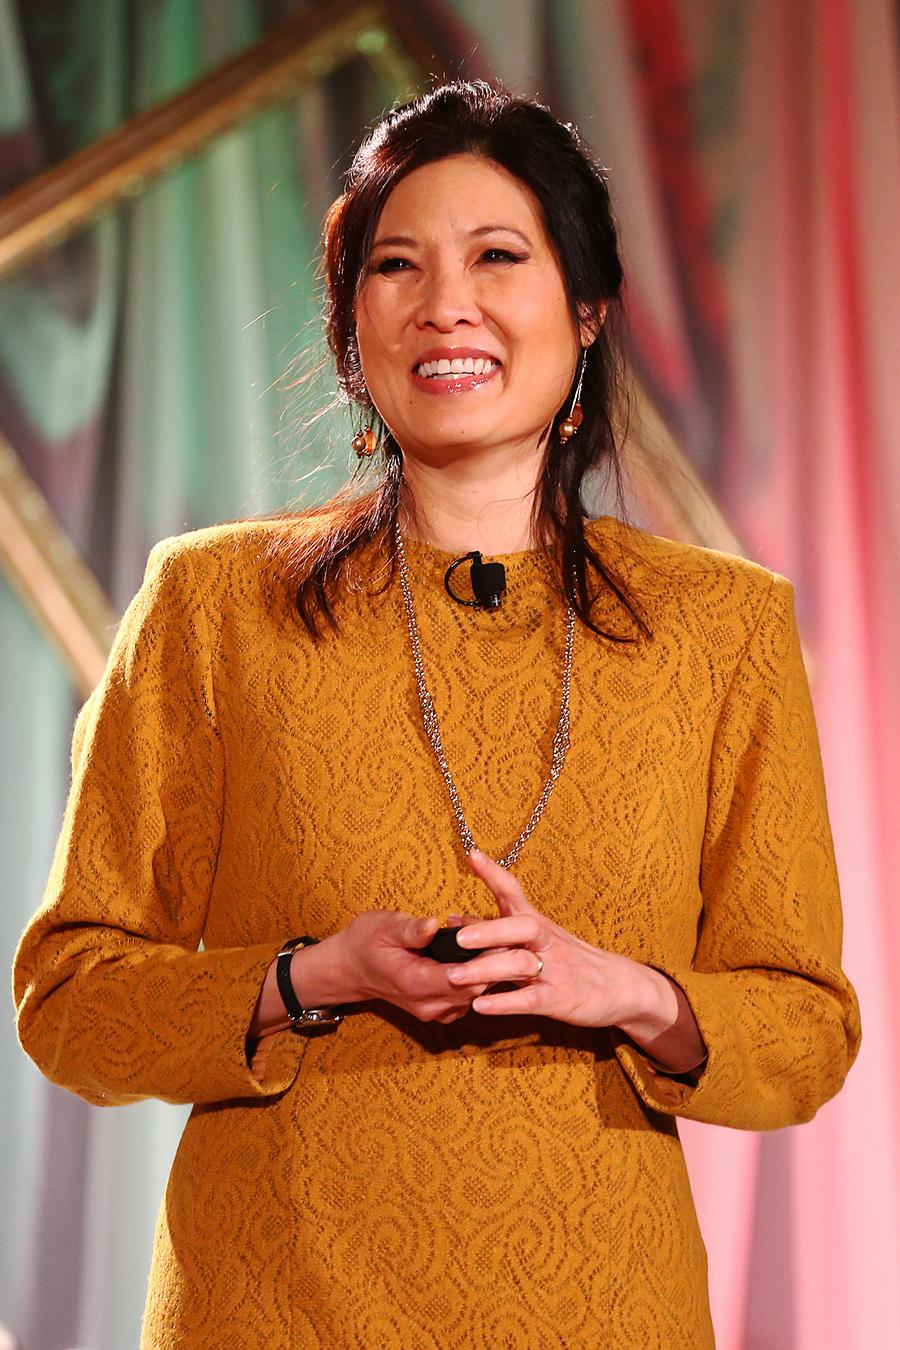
615, 965, 707, 1075
289, 930, 363, 1009
615, 963, 676, 1041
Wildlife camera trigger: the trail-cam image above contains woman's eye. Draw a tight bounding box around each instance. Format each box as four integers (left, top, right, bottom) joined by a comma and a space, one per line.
480, 248, 526, 264
371, 257, 411, 274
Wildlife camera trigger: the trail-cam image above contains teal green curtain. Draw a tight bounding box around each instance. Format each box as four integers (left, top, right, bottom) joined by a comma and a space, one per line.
1, 4, 394, 1345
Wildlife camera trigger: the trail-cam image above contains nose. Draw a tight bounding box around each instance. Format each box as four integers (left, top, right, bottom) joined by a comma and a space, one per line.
414, 261, 483, 332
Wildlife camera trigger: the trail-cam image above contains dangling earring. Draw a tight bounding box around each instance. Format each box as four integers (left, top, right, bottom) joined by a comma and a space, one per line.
559, 348, 588, 443
352, 413, 378, 458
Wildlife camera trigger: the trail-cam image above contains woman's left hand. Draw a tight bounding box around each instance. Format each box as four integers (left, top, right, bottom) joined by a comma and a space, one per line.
447, 848, 657, 1029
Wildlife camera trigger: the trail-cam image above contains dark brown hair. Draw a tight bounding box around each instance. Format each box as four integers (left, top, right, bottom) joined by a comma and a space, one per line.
286, 79, 650, 643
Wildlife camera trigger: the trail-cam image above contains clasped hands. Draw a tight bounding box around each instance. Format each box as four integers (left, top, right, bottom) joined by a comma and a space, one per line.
347, 846, 670, 1036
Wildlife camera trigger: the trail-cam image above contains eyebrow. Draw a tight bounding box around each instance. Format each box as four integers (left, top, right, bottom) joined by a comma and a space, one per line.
370, 225, 533, 249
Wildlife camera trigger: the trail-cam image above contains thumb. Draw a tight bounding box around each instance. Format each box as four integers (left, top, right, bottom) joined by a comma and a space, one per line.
403, 914, 439, 948
467, 847, 531, 915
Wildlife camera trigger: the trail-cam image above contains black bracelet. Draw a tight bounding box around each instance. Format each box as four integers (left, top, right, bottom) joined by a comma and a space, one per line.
275, 936, 343, 1030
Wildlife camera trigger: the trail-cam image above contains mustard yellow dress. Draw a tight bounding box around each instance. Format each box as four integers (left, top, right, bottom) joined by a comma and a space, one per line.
13, 515, 861, 1348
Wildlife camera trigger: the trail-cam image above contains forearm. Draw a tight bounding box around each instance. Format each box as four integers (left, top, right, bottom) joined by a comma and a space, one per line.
615, 965, 708, 1075
249, 932, 361, 1040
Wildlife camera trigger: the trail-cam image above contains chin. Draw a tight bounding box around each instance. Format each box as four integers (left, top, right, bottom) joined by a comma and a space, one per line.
394, 415, 495, 449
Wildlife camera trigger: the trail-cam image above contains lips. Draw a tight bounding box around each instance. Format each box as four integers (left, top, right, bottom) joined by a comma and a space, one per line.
411, 365, 501, 396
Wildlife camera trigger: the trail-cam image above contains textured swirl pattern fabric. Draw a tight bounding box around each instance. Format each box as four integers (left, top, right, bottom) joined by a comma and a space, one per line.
12, 515, 861, 1348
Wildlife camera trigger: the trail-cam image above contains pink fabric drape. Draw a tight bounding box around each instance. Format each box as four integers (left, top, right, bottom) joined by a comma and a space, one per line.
621, 0, 900, 1344
730, 4, 900, 1343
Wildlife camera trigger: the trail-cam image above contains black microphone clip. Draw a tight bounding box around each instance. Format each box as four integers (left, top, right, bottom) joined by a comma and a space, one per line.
444, 551, 507, 610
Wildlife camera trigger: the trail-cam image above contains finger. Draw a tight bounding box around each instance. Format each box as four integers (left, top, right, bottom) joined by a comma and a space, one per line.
446, 949, 543, 988
467, 848, 532, 916
453, 914, 541, 951
472, 985, 541, 1015
445, 912, 482, 928
434, 1005, 471, 1023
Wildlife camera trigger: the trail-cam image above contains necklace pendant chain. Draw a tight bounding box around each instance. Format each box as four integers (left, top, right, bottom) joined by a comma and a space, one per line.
394, 519, 575, 869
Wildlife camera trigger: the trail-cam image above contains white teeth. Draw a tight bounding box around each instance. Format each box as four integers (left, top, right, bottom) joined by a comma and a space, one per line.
414, 357, 498, 379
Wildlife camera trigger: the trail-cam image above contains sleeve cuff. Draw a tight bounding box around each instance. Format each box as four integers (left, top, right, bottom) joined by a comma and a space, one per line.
608, 959, 713, 1114
216, 942, 311, 1100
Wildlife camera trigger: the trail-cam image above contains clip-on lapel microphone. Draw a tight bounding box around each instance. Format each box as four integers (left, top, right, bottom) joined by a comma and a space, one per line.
443, 552, 507, 610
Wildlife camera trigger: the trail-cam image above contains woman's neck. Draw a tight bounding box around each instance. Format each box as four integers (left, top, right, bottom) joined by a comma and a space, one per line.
398, 448, 542, 556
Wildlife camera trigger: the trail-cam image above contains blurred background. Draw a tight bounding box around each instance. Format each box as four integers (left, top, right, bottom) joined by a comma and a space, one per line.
1, 2, 897, 1346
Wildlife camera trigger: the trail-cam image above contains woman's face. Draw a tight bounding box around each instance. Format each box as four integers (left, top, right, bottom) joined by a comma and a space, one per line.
354, 153, 596, 468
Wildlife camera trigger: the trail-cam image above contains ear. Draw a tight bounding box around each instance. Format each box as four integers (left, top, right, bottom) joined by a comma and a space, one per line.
577, 299, 609, 347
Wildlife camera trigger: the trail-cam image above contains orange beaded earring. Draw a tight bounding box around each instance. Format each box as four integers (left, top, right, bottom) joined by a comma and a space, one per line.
351, 413, 378, 458
558, 347, 588, 443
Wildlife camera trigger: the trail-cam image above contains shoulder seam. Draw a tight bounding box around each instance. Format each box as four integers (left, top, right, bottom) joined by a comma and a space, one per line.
600, 519, 782, 588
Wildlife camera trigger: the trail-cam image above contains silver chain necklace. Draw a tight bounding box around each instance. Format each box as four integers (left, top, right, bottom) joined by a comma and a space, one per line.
394, 518, 575, 869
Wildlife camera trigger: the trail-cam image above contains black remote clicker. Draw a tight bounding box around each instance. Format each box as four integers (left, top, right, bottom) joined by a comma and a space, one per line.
421, 927, 486, 963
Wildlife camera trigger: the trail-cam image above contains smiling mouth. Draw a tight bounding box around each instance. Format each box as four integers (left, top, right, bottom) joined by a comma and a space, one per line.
411, 357, 502, 397
413, 356, 500, 379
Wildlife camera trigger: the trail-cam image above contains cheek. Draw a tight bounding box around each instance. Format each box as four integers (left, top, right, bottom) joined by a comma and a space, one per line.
514, 308, 577, 399
510, 278, 575, 353
355, 304, 412, 420
357, 281, 408, 338
355, 292, 409, 382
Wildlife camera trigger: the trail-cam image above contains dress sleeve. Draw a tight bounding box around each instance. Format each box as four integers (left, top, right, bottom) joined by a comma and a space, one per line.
12, 539, 308, 1107
608, 574, 862, 1129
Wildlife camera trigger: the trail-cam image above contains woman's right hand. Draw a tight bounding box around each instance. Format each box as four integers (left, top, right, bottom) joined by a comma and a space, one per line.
338, 909, 492, 1024
250, 910, 498, 1047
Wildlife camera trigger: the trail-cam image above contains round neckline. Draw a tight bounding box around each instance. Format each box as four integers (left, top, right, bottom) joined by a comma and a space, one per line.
398, 515, 614, 575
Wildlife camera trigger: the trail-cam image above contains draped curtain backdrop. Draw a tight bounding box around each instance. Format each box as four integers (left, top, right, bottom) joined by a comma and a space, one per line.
1, 2, 896, 1346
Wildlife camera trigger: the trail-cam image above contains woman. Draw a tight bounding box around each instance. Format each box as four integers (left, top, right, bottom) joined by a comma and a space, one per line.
14, 81, 861, 1348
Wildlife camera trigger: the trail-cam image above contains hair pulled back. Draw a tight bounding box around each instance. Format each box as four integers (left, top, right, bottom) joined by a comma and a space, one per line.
290, 79, 649, 643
